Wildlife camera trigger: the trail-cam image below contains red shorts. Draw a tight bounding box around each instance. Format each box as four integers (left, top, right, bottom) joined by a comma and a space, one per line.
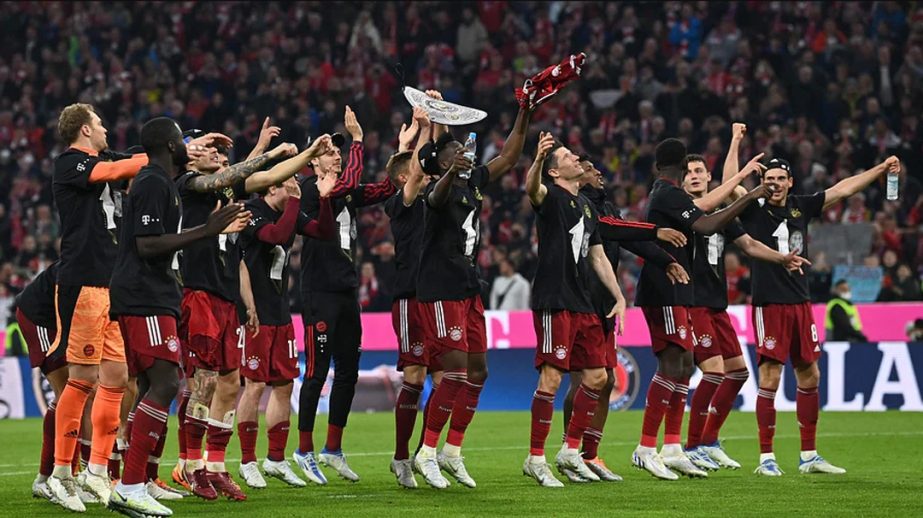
179, 289, 242, 374
533, 310, 606, 371
641, 306, 695, 354
240, 324, 299, 383
753, 302, 820, 365
419, 296, 487, 356
117, 315, 181, 377
604, 327, 619, 370
17, 308, 66, 375
690, 307, 743, 363
392, 298, 442, 371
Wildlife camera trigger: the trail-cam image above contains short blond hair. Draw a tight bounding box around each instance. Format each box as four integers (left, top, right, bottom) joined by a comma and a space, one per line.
57, 103, 96, 144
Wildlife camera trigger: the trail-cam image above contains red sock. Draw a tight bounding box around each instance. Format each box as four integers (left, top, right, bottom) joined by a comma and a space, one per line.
640, 373, 677, 448
686, 372, 723, 449
184, 415, 208, 462
176, 390, 190, 460
40, 402, 56, 477
446, 380, 484, 448
701, 368, 748, 445
423, 370, 467, 448
529, 390, 555, 456
565, 384, 601, 449
663, 380, 689, 445
122, 400, 168, 485
146, 424, 167, 481
394, 382, 423, 460
581, 427, 603, 460
298, 431, 314, 454
238, 421, 259, 464
796, 385, 819, 451
267, 421, 290, 461
325, 424, 344, 451
756, 387, 777, 453
205, 421, 233, 464
108, 438, 122, 480
416, 383, 438, 453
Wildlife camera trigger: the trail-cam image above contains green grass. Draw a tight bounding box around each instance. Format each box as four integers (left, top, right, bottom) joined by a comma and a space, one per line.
3, 411, 923, 517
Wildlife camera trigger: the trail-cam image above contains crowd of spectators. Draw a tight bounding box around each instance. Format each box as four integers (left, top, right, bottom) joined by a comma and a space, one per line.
1, 1, 923, 319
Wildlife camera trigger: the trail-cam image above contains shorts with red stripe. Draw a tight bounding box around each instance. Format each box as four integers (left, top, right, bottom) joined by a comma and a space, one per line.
690, 307, 742, 363
419, 296, 486, 356
179, 289, 242, 374
392, 298, 442, 372
116, 315, 181, 377
240, 324, 299, 383
534, 310, 607, 371
753, 302, 820, 365
17, 308, 66, 375
640, 306, 695, 354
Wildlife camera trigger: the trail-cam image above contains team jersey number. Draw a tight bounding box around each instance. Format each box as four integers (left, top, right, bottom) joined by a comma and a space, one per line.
270, 245, 288, 281
707, 233, 725, 267
288, 339, 298, 359
171, 217, 183, 273
100, 184, 117, 230
568, 216, 585, 264
336, 206, 351, 251
772, 221, 790, 255
462, 208, 479, 258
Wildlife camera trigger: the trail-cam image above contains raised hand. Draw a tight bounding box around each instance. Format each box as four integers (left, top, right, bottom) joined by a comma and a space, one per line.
412, 106, 431, 129
657, 227, 687, 248
306, 134, 333, 158
535, 131, 555, 161
447, 149, 474, 174
283, 177, 301, 200
344, 105, 363, 141
270, 143, 298, 159
206, 202, 250, 236
256, 117, 282, 151
317, 169, 338, 197
425, 90, 444, 101
884, 155, 901, 174
739, 152, 767, 177
398, 115, 421, 153
189, 132, 234, 150
732, 122, 747, 141
665, 262, 690, 285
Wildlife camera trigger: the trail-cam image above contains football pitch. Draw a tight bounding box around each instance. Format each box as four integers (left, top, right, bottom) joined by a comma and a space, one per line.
3, 411, 922, 517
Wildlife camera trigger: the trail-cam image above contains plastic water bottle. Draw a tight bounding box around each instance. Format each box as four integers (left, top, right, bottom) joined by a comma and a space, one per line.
459, 132, 477, 180
886, 169, 899, 201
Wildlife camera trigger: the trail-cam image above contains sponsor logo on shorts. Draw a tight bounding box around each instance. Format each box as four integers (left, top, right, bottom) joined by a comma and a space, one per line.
83, 344, 95, 357
554, 344, 567, 360
764, 336, 777, 350
412, 342, 424, 357
166, 336, 179, 353
315, 321, 328, 333
449, 326, 463, 342
677, 326, 687, 340
699, 334, 713, 348
247, 356, 260, 371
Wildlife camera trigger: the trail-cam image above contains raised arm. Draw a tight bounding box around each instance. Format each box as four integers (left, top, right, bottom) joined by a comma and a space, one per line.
137, 203, 249, 258
425, 90, 448, 141
486, 105, 533, 182
186, 150, 283, 193
427, 151, 471, 208
244, 137, 333, 193
720, 123, 750, 203
691, 183, 773, 235
824, 156, 900, 210
404, 108, 431, 206
87, 154, 148, 183
734, 233, 812, 274
247, 117, 281, 161
525, 132, 553, 206
694, 153, 765, 212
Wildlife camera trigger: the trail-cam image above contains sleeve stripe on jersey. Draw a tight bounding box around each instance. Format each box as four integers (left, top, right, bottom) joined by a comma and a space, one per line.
329, 143, 362, 197
599, 216, 655, 229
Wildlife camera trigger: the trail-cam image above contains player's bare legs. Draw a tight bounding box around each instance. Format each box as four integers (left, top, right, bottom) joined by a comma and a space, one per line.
184, 368, 218, 498
700, 354, 748, 468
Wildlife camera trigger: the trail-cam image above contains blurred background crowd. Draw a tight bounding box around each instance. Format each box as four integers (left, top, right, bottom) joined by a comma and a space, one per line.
1, 1, 922, 321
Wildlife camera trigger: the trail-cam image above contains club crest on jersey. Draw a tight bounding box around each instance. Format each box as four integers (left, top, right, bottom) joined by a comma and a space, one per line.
764, 336, 777, 350
247, 356, 260, 371
554, 344, 568, 360
570, 200, 576, 208
461, 196, 469, 205
449, 326, 463, 342
677, 326, 688, 340
412, 342, 424, 357
316, 321, 328, 333
584, 204, 592, 219
790, 208, 802, 218
166, 336, 179, 352
222, 187, 235, 200
473, 187, 482, 201
699, 334, 713, 348
346, 194, 353, 203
